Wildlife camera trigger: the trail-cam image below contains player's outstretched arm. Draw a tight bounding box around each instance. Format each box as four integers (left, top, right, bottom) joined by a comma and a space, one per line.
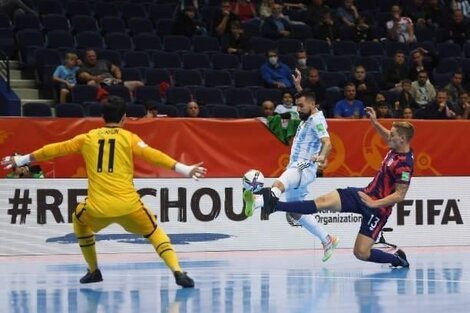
365, 107, 390, 141
358, 183, 409, 208
1, 154, 37, 170
174, 162, 207, 181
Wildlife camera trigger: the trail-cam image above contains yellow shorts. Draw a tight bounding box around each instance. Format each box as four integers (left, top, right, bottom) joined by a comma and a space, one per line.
74, 202, 158, 238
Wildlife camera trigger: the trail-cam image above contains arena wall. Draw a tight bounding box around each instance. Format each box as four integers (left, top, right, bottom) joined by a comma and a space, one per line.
1, 177, 468, 256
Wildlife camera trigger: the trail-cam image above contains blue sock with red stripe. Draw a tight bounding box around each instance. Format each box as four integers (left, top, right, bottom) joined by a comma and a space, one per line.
275, 200, 318, 214
368, 249, 399, 265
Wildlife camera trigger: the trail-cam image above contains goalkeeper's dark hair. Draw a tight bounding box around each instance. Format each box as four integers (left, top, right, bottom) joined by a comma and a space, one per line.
295, 89, 316, 102
102, 96, 127, 123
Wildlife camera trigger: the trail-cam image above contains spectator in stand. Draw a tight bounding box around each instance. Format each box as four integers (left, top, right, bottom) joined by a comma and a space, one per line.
223, 20, 250, 55
275, 90, 299, 119
261, 100, 275, 118
386, 5, 416, 43
300, 68, 326, 107
283, 1, 307, 10
404, 0, 427, 30
173, 5, 206, 37
231, 0, 257, 22
351, 65, 378, 107
447, 9, 470, 46
450, 0, 470, 18
213, 0, 240, 37
259, 0, 274, 19
408, 48, 438, 82
416, 89, 457, 119
144, 102, 158, 118
295, 49, 309, 79
354, 16, 376, 42
425, 0, 451, 30
375, 99, 393, 119
411, 70, 436, 109
78, 49, 144, 92
261, 0, 292, 39
52, 52, 80, 104
260, 49, 294, 89
333, 82, 365, 119
380, 50, 409, 92
0, 0, 36, 19
402, 106, 414, 119
393, 79, 418, 117
315, 11, 340, 45
305, 0, 330, 28
444, 71, 465, 108
455, 90, 470, 119
336, 0, 359, 27
186, 101, 201, 117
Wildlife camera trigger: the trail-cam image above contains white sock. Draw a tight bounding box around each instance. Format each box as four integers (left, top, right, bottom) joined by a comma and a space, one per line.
271, 187, 282, 199
298, 215, 329, 244
254, 194, 264, 210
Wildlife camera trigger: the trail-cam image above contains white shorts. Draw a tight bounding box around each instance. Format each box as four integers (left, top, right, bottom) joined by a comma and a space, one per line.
277, 165, 317, 202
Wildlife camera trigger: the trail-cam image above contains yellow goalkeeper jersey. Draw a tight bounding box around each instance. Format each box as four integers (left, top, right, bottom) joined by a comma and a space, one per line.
32, 127, 177, 217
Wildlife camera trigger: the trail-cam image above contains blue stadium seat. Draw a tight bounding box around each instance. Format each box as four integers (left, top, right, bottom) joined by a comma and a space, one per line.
76, 31, 105, 49
233, 70, 262, 88
46, 30, 75, 50
124, 51, 151, 68
134, 33, 162, 53
42, 14, 70, 32
211, 53, 239, 70
55, 103, 85, 117
135, 86, 161, 104
182, 53, 211, 69
128, 17, 155, 35
164, 35, 191, 52
66, 1, 93, 17
156, 104, 180, 117
105, 33, 133, 51
224, 87, 254, 105
22, 102, 52, 117
207, 104, 239, 118
248, 36, 278, 54
277, 38, 302, 55
13, 14, 41, 31
320, 72, 348, 89
204, 70, 233, 88
104, 85, 132, 102
256, 88, 282, 105
194, 87, 225, 105
145, 68, 172, 86
174, 69, 203, 87
94, 2, 120, 19
193, 36, 220, 53
100, 16, 127, 35
71, 15, 99, 34
38, 0, 64, 15
165, 87, 192, 104
325, 56, 353, 73
331, 40, 358, 56
304, 39, 330, 56
152, 51, 181, 69
126, 104, 146, 118
241, 54, 266, 70
358, 41, 385, 57
237, 104, 263, 118
71, 85, 98, 104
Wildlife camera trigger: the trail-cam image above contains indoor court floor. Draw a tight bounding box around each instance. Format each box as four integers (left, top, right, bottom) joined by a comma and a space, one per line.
1, 247, 470, 313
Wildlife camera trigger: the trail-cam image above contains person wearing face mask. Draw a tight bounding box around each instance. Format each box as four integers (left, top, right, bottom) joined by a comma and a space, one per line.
243, 89, 339, 263
295, 49, 309, 79
260, 49, 294, 89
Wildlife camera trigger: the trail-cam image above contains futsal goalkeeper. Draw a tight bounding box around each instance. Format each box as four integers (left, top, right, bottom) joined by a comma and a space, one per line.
1, 96, 207, 288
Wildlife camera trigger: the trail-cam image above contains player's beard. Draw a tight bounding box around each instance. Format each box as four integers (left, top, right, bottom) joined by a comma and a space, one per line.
299, 110, 311, 121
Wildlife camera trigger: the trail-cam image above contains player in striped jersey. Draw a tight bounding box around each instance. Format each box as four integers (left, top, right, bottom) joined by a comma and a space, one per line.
1, 96, 207, 287
246, 107, 414, 267
244, 88, 339, 262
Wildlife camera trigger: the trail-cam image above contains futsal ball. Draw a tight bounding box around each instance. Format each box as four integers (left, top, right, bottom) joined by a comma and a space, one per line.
242, 169, 265, 192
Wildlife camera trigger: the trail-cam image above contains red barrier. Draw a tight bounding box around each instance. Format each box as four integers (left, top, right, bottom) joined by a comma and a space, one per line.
1, 117, 469, 177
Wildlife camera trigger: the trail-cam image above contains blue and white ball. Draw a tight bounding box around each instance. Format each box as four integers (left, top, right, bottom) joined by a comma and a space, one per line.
242, 169, 265, 192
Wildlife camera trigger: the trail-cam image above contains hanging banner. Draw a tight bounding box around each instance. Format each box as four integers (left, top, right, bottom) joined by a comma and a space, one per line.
0, 118, 469, 178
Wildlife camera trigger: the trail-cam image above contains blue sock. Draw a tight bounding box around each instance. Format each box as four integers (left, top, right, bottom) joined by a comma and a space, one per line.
368, 249, 399, 266
275, 200, 318, 214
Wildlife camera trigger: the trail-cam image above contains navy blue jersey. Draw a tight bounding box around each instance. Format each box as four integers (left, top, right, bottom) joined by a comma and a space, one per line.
362, 149, 414, 217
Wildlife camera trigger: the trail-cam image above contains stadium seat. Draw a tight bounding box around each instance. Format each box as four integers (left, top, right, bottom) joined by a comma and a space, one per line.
211, 53, 239, 70
133, 33, 162, 53
38, 0, 64, 15
233, 70, 262, 88
320, 72, 348, 89
75, 31, 105, 49
22, 102, 52, 117
124, 51, 151, 68
149, 4, 174, 23
87, 102, 102, 116
204, 70, 233, 88
46, 30, 75, 50
173, 69, 203, 87
71, 15, 99, 34
177, 103, 210, 117
277, 38, 302, 55
358, 41, 385, 57
121, 68, 143, 82
256, 88, 282, 105
207, 104, 239, 118
55, 103, 85, 117
290, 23, 313, 40
165, 87, 192, 104
13, 14, 41, 31
182, 53, 211, 69
94, 2, 120, 19
105, 33, 133, 51
96, 49, 122, 67
436, 42, 462, 58
134, 86, 161, 104
304, 39, 330, 56
241, 54, 266, 70
307, 56, 327, 71
194, 87, 225, 105
331, 40, 358, 56
42, 14, 70, 32
71, 85, 98, 104
156, 104, 180, 117
237, 104, 263, 118
193, 36, 220, 53
121, 3, 147, 21
145, 68, 172, 86
224, 88, 254, 106
126, 104, 146, 118
156, 19, 174, 37
100, 16, 127, 35
66, 1, 93, 17
248, 36, 278, 54
104, 85, 132, 102
152, 51, 181, 69
325, 56, 353, 73
164, 35, 191, 52
128, 17, 155, 35
355, 57, 381, 72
